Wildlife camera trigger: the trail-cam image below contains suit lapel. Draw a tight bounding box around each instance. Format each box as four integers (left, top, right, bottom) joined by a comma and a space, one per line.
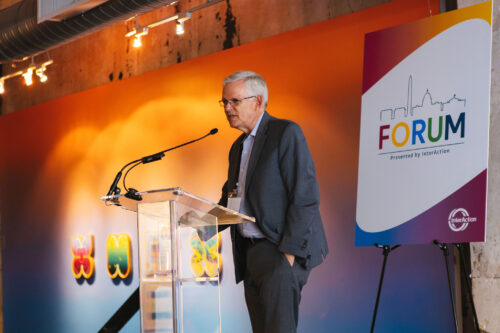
245, 111, 270, 193
228, 134, 245, 192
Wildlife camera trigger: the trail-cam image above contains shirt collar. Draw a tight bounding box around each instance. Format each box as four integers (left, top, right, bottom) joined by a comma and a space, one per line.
249, 112, 264, 138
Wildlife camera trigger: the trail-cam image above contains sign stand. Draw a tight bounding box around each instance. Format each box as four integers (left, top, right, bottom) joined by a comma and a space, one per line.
455, 243, 481, 333
370, 243, 400, 333
370, 242, 481, 333
433, 240, 459, 333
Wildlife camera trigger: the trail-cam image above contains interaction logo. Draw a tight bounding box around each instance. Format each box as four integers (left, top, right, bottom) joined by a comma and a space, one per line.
378, 76, 466, 151
71, 235, 95, 279
448, 208, 477, 232
106, 233, 132, 279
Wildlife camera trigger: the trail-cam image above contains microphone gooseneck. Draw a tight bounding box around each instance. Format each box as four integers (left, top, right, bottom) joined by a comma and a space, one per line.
105, 128, 219, 201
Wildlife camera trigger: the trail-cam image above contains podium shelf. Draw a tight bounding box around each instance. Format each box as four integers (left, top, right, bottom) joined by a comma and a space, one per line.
101, 187, 255, 225
141, 277, 219, 283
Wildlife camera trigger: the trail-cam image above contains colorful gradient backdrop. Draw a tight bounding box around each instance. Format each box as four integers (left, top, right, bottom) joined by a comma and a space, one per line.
0, 0, 454, 332
363, 1, 491, 93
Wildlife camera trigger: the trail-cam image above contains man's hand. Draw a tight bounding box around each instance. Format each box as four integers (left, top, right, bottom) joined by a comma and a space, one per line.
179, 211, 216, 227
284, 252, 295, 267
179, 211, 200, 227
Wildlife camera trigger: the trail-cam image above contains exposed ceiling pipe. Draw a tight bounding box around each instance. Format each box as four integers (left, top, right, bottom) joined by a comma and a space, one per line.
0, 0, 178, 62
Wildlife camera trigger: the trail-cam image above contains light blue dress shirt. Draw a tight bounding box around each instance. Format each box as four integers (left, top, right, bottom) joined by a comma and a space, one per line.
237, 112, 266, 238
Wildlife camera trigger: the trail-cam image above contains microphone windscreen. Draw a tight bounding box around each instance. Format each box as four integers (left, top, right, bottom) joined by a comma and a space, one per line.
210, 128, 219, 135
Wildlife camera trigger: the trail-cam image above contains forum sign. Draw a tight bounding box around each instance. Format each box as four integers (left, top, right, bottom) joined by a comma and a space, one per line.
355, 2, 492, 246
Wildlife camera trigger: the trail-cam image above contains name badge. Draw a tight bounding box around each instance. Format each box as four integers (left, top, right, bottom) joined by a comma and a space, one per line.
227, 197, 241, 212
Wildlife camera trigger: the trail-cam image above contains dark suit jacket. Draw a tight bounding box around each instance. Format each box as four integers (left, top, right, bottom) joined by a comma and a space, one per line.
219, 111, 328, 282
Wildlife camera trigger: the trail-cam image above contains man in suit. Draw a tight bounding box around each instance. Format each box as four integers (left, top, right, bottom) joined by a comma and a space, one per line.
218, 70, 328, 333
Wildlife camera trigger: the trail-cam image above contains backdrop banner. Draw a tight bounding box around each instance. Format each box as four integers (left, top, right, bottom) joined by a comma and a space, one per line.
356, 2, 492, 246
0, 0, 457, 332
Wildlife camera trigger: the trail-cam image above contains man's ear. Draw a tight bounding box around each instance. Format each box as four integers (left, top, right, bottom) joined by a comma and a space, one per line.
255, 95, 264, 109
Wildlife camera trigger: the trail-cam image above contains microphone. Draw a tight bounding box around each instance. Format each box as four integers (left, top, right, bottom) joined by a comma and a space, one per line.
105, 128, 219, 199
106, 171, 123, 196
140, 128, 218, 164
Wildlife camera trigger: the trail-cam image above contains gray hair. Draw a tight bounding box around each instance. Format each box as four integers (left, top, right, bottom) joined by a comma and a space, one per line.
223, 70, 268, 107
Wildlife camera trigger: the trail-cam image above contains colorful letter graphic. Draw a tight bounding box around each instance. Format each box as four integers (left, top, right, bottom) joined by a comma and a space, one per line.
106, 233, 132, 279
71, 235, 95, 279
189, 230, 222, 278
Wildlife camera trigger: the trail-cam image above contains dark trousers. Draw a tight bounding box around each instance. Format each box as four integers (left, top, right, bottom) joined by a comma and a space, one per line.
243, 239, 310, 333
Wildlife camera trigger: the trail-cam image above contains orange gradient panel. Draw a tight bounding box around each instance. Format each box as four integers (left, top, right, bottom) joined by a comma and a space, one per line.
0, 0, 439, 290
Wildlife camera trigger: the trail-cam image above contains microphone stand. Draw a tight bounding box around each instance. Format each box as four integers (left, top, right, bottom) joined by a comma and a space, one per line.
105, 128, 218, 202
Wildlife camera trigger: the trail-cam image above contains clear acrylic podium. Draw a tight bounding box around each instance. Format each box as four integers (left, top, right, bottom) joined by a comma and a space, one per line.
101, 187, 255, 333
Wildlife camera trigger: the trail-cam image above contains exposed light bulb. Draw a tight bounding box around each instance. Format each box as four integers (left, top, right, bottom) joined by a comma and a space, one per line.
36, 67, 48, 83
0, 80, 4, 94
133, 35, 142, 48
23, 68, 34, 86
176, 20, 185, 35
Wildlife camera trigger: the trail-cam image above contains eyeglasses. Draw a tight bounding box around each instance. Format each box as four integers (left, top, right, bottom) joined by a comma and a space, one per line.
218, 96, 256, 107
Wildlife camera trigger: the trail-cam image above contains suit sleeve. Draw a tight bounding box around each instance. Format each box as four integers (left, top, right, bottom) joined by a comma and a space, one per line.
215, 139, 240, 233
277, 122, 320, 258
198, 174, 230, 242
218, 180, 228, 207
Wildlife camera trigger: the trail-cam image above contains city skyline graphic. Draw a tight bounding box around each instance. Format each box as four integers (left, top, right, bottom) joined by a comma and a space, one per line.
379, 75, 467, 122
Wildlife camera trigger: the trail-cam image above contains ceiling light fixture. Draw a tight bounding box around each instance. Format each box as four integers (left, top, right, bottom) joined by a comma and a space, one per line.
36, 68, 47, 82
125, 0, 221, 42
133, 35, 142, 48
36, 60, 53, 83
23, 67, 35, 86
175, 12, 191, 35
0, 56, 53, 94
175, 20, 185, 35
127, 17, 149, 48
